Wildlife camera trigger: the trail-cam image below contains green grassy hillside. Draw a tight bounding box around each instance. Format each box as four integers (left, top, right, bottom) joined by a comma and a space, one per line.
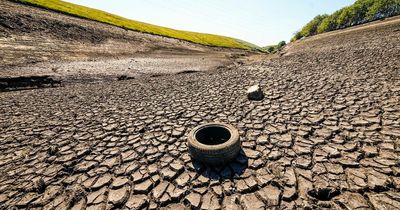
12, 0, 259, 50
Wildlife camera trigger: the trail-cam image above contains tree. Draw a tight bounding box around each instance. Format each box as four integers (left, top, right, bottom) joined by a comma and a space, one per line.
267, 46, 275, 53
303, 15, 328, 37
277, 41, 286, 49
291, 32, 302, 42
337, 6, 353, 27
317, 16, 333, 33
366, 0, 400, 20
291, 0, 400, 41
292, 14, 327, 41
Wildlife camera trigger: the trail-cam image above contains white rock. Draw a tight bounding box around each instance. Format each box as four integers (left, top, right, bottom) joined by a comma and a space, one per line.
247, 84, 264, 100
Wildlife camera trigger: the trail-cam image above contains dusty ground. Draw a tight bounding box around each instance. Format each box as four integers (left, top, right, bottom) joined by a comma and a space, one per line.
0, 1, 249, 82
1, 1, 400, 210
0, 54, 234, 83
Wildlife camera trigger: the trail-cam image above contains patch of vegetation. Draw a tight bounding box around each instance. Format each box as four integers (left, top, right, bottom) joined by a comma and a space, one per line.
262, 41, 286, 54
292, 0, 400, 41
12, 0, 259, 50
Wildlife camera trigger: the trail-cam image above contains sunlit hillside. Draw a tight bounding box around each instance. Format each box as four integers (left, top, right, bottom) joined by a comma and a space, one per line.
12, 0, 260, 50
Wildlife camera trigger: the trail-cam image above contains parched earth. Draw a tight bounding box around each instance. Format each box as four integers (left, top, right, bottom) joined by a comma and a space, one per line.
1, 8, 400, 210
0, 0, 248, 81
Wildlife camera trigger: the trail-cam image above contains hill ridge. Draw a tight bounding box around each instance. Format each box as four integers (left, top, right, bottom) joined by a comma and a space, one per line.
11, 0, 259, 50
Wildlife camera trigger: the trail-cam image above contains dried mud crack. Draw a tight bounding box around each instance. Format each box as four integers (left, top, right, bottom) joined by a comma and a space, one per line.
1, 4, 400, 210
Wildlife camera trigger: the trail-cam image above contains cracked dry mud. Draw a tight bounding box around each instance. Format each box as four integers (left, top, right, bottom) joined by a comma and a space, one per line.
1, 14, 400, 210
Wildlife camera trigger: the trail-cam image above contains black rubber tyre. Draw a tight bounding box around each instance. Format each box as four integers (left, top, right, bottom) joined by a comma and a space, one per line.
188, 123, 241, 166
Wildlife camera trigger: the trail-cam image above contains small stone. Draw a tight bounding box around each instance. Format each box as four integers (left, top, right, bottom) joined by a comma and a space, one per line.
247, 84, 264, 101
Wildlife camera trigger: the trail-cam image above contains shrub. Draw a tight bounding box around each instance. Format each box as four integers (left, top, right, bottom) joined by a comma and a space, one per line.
267, 46, 275, 53
277, 41, 286, 49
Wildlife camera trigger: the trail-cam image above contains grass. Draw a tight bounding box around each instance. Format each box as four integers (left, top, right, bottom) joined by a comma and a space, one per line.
12, 0, 259, 50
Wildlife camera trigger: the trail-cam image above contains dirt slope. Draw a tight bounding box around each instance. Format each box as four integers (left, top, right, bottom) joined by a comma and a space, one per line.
0, 0, 250, 82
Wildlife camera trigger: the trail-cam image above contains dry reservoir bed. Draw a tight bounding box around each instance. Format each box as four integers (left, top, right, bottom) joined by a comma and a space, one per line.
0, 53, 232, 84
0, 12, 400, 210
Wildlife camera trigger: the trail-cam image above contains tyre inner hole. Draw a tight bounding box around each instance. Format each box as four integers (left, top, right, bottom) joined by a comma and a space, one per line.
195, 126, 231, 145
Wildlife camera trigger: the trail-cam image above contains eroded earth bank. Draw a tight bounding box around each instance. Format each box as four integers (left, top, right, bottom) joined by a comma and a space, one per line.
0, 1, 249, 87
1, 1, 400, 209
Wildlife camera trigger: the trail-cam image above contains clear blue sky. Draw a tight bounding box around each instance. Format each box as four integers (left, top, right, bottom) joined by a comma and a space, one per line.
64, 0, 355, 46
